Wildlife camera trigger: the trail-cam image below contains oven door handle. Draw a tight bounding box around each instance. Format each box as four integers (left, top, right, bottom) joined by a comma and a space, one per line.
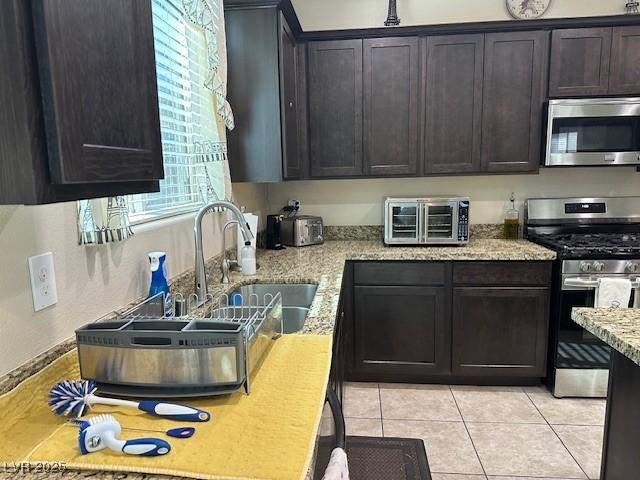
564, 277, 640, 289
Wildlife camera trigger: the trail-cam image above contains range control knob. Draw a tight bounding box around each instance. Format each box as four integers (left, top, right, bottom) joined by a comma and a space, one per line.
579, 262, 593, 273
626, 262, 639, 274
593, 262, 605, 273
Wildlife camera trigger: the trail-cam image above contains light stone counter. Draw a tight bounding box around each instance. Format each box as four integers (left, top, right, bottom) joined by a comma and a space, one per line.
572, 307, 640, 366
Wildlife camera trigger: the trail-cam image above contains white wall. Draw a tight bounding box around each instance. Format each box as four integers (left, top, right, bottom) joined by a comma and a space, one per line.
267, 168, 640, 225
0, 183, 267, 376
291, 0, 624, 31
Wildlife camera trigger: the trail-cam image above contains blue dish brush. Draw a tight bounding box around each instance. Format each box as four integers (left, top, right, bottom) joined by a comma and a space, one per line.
73, 414, 171, 456
49, 380, 210, 422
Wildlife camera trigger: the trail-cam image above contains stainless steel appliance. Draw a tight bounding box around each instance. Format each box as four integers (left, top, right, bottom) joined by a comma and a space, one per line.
76, 292, 283, 398
384, 196, 470, 245
525, 196, 640, 398
545, 98, 640, 167
281, 215, 324, 247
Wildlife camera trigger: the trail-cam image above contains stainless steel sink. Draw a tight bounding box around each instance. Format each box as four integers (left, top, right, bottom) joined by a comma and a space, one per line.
227, 283, 318, 333
281, 306, 310, 334
228, 283, 318, 308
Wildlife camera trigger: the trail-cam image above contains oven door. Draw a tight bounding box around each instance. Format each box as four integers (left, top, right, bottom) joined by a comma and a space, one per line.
554, 275, 638, 398
545, 98, 640, 167
424, 201, 459, 244
385, 201, 423, 244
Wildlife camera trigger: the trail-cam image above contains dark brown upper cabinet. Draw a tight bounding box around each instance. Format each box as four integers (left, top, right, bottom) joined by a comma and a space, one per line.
423, 34, 484, 175
549, 26, 640, 97
609, 26, 640, 95
481, 31, 548, 173
0, 0, 162, 205
549, 27, 612, 97
363, 37, 419, 176
225, 5, 306, 182
308, 40, 364, 178
280, 13, 305, 180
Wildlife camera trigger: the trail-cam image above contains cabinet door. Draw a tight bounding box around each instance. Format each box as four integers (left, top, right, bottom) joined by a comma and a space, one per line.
32, 0, 162, 184
354, 286, 451, 376
452, 287, 549, 377
279, 13, 302, 179
424, 34, 483, 175
363, 37, 419, 176
481, 31, 548, 173
549, 28, 612, 97
609, 26, 640, 95
309, 40, 363, 177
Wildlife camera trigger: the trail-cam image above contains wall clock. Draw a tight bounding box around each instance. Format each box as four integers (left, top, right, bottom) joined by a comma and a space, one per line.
506, 0, 552, 20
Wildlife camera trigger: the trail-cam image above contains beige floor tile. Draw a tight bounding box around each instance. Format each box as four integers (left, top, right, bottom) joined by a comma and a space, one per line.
524, 386, 606, 426
487, 477, 583, 480
432, 474, 487, 480
318, 415, 334, 436
451, 386, 545, 424
466, 422, 586, 478
343, 382, 380, 418
380, 383, 462, 421
345, 417, 383, 437
384, 419, 484, 475
553, 425, 604, 479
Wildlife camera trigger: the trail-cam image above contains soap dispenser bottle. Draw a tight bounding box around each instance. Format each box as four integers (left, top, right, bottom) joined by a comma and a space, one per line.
148, 251, 173, 317
504, 193, 520, 240
240, 242, 257, 276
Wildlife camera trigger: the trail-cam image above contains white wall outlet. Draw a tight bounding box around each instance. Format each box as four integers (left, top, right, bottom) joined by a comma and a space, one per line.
28, 252, 58, 311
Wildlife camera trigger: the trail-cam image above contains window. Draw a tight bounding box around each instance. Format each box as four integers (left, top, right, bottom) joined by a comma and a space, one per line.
128, 0, 226, 224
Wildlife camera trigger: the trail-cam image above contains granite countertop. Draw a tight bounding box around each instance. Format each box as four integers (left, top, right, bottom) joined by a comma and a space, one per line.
0, 236, 555, 480
191, 239, 557, 337
1, 237, 557, 395
572, 307, 640, 367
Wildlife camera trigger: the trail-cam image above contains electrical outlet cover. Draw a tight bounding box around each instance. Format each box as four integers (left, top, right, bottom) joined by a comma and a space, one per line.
28, 252, 58, 311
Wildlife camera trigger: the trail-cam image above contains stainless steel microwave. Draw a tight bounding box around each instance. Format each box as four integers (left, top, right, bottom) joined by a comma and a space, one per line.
384, 196, 470, 246
545, 98, 640, 167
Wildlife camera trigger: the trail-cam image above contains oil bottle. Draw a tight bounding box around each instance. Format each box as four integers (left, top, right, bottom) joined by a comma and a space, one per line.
504, 193, 520, 240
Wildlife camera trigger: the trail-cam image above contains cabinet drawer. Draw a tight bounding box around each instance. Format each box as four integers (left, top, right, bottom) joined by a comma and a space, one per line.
354, 262, 446, 286
453, 262, 551, 286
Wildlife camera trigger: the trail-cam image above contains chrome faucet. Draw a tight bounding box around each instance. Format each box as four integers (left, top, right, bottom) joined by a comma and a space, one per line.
194, 200, 253, 305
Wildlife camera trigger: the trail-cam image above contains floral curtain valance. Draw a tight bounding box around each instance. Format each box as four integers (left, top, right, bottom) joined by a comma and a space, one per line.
77, 0, 234, 245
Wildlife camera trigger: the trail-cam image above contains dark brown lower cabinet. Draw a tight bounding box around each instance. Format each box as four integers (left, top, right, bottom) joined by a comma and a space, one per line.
354, 285, 451, 376
600, 350, 640, 480
345, 260, 552, 383
452, 287, 549, 377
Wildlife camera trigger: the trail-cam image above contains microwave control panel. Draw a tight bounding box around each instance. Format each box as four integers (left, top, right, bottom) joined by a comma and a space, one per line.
458, 201, 470, 242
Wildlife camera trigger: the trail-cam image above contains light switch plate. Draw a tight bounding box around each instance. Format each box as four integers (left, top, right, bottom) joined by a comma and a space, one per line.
28, 252, 58, 311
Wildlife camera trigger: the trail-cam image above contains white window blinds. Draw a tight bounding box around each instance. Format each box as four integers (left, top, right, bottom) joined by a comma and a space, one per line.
128, 0, 227, 223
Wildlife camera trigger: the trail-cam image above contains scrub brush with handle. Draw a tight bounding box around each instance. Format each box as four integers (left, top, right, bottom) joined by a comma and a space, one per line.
73, 415, 171, 456
50, 380, 210, 422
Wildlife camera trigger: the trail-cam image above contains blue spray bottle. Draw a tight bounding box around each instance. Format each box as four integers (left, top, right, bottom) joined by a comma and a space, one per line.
148, 251, 173, 317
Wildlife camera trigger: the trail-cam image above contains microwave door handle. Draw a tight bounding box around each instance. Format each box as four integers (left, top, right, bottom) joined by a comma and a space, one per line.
564, 278, 640, 289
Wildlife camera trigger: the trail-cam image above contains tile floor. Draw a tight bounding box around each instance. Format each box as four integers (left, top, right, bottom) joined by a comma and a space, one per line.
343, 382, 606, 480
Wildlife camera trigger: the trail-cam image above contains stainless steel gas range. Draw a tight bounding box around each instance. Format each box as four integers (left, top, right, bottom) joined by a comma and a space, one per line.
525, 197, 640, 398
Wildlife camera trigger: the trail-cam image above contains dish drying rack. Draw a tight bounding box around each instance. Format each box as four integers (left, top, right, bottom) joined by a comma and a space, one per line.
75, 292, 283, 398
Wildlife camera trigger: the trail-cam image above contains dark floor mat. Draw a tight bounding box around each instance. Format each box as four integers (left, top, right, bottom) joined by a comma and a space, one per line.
315, 436, 431, 480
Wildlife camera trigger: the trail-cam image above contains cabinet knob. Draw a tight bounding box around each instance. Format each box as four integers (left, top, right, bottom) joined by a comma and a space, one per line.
289, 101, 294, 109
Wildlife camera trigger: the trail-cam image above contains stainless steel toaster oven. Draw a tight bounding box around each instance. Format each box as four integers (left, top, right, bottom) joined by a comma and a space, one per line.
384, 196, 470, 245
281, 215, 324, 247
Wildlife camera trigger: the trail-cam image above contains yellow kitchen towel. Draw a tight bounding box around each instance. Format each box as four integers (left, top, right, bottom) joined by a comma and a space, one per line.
0, 335, 332, 480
